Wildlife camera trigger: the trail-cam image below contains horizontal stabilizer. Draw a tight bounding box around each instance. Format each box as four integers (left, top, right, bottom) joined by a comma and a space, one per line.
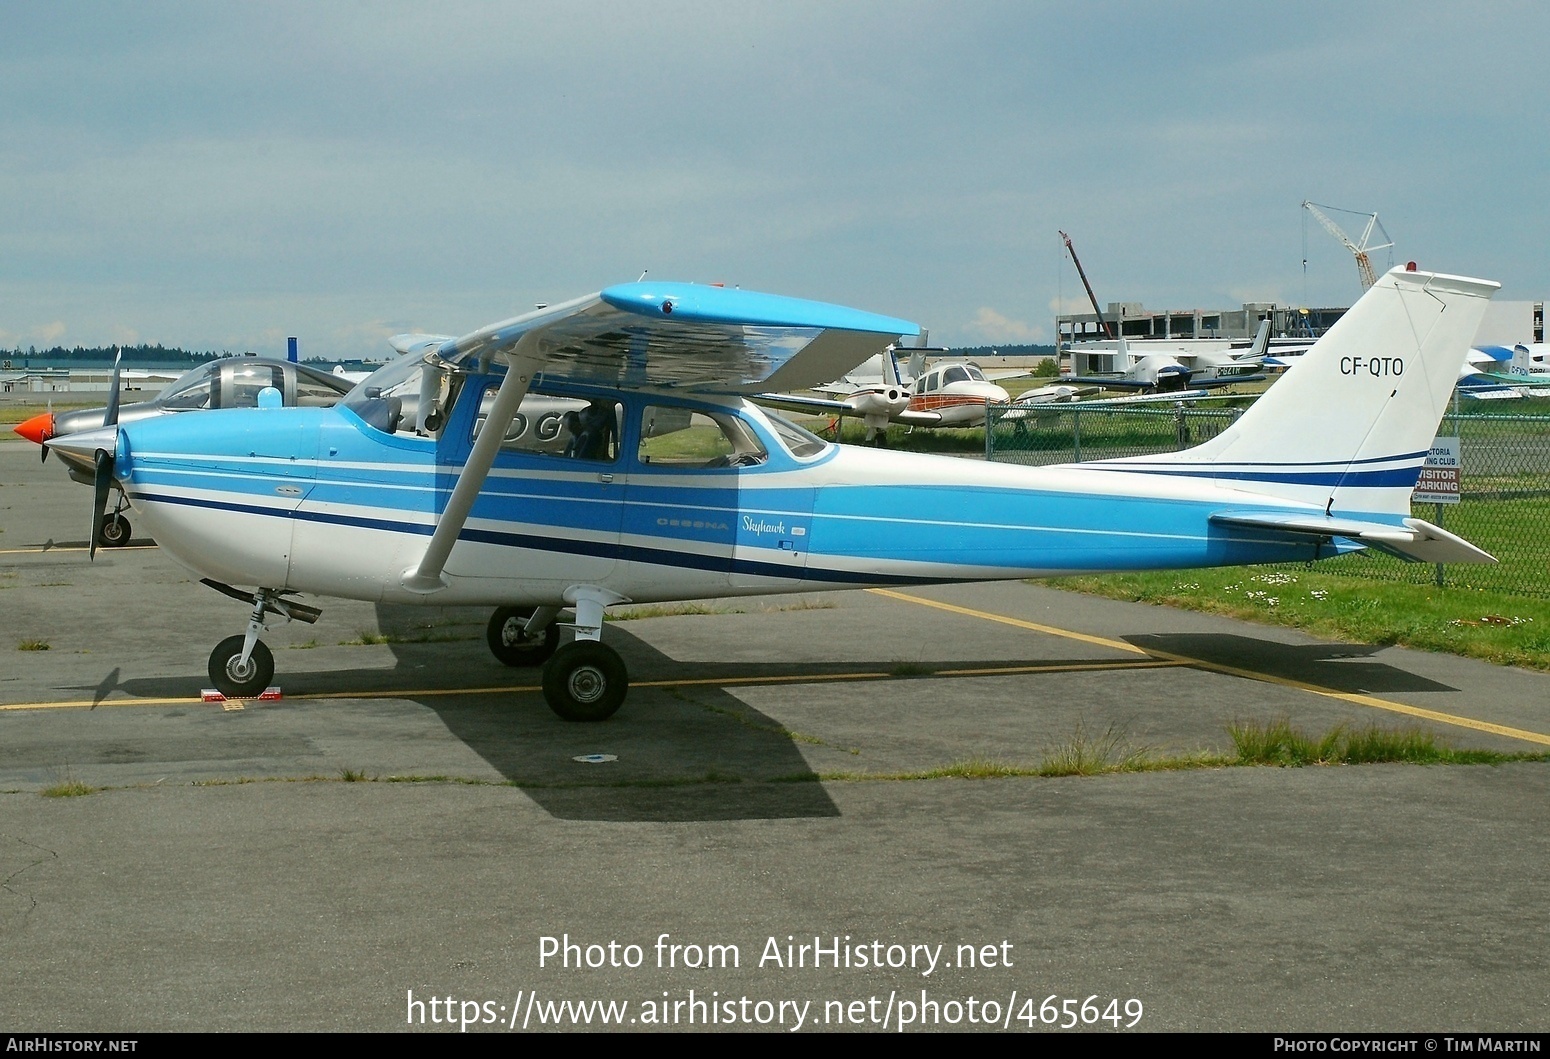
1210, 511, 1496, 564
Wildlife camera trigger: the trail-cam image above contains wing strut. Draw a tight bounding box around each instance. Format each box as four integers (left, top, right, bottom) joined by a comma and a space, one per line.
400, 334, 544, 593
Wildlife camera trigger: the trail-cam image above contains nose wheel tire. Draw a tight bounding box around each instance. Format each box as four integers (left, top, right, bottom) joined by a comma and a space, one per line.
486, 607, 561, 667
541, 641, 627, 722
208, 635, 274, 698
97, 514, 132, 548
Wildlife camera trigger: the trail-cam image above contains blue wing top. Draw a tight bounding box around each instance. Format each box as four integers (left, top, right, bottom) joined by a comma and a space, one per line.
434, 282, 920, 394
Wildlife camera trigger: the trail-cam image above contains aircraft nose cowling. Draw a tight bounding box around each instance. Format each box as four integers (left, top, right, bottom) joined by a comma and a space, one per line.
44, 424, 123, 466
13, 411, 52, 445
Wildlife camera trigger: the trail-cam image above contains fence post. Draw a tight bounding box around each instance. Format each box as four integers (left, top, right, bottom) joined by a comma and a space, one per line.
1433, 502, 1446, 588
1072, 407, 1082, 462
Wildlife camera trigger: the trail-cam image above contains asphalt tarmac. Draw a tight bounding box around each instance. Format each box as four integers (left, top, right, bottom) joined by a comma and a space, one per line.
2, 438, 1548, 1033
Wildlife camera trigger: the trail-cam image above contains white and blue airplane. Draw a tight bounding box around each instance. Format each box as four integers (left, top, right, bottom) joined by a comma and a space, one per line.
49, 269, 1497, 721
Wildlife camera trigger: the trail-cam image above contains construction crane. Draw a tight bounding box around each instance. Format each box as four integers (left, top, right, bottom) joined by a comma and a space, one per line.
1302, 200, 1394, 290
1058, 230, 1113, 339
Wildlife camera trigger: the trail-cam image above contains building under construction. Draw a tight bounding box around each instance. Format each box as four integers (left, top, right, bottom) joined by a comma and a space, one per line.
1058, 302, 1348, 345
1057, 298, 1543, 377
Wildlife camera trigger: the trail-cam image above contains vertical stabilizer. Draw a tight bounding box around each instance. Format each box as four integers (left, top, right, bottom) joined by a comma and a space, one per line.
1097, 268, 1498, 516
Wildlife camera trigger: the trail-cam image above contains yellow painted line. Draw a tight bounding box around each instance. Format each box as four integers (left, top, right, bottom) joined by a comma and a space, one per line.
1141, 647, 1550, 747
0, 695, 196, 711
868, 587, 1148, 654
0, 659, 1183, 713
873, 588, 1550, 748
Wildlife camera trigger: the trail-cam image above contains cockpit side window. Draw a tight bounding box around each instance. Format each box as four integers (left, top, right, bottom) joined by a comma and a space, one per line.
638, 406, 767, 469
471, 389, 621, 463
942, 365, 971, 386
227, 364, 286, 407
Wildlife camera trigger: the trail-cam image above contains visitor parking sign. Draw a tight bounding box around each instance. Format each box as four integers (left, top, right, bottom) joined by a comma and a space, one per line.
1412, 436, 1461, 504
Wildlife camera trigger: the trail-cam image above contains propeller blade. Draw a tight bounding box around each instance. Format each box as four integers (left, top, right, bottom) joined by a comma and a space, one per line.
104, 348, 122, 427
90, 447, 114, 561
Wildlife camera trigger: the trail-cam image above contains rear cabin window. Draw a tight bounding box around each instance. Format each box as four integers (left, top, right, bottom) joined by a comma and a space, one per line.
638, 406, 767, 469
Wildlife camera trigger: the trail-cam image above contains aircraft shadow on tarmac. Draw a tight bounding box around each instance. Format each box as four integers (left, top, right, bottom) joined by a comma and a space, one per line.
101, 609, 1458, 821
1125, 633, 1458, 694
101, 601, 1191, 823
110, 603, 859, 823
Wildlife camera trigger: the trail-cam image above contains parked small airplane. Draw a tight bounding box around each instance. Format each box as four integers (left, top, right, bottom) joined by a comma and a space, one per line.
1455, 349, 1523, 401
50, 270, 1495, 722
1467, 343, 1550, 396
756, 346, 1023, 439
1063, 319, 1271, 393
14, 357, 356, 547
1008, 383, 1211, 409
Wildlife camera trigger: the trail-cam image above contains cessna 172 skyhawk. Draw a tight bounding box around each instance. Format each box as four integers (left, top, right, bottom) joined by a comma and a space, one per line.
49, 269, 1496, 721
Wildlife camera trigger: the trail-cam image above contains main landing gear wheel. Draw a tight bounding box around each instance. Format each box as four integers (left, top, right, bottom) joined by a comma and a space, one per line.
97, 513, 131, 548
486, 607, 560, 667
541, 641, 627, 722
208, 635, 274, 698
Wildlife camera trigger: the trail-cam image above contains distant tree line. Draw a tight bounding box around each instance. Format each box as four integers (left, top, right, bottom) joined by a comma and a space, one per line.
2, 344, 229, 365
953, 344, 1057, 359
954, 344, 1060, 377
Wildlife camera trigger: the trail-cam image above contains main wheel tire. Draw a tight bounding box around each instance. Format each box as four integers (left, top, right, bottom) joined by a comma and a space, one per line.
208, 635, 275, 698
541, 641, 628, 722
486, 607, 561, 667
98, 513, 132, 547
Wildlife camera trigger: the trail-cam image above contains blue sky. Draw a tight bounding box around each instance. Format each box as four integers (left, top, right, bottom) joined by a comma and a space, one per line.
3, 1, 1546, 359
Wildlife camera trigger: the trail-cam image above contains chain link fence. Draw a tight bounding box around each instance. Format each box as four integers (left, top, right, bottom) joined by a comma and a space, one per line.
985, 404, 1550, 598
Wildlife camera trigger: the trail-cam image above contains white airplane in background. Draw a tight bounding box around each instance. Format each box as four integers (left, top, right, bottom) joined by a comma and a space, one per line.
1063, 319, 1271, 394
1467, 343, 1550, 396
50, 269, 1496, 724
1002, 383, 1212, 423
756, 345, 1026, 440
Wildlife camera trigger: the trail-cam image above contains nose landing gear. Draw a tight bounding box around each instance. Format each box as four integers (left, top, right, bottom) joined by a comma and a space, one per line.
200, 580, 321, 698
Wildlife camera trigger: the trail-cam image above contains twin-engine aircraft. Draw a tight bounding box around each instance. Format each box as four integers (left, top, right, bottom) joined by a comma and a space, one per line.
1062, 319, 1271, 394
756, 346, 1023, 439
50, 270, 1497, 722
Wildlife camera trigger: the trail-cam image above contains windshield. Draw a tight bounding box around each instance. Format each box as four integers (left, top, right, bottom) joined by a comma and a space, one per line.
342, 355, 428, 435
158, 362, 218, 410
344, 356, 422, 406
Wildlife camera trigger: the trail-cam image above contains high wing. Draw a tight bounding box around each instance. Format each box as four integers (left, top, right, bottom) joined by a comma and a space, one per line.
400, 282, 918, 592
433, 282, 917, 394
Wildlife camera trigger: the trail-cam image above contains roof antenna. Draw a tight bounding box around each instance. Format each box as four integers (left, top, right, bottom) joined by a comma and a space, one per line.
638, 269, 648, 282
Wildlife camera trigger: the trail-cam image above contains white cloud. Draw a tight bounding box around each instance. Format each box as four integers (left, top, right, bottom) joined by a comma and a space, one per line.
964, 307, 1043, 344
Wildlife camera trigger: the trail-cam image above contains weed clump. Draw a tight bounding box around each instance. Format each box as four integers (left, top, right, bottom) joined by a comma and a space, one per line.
1228, 719, 1506, 766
